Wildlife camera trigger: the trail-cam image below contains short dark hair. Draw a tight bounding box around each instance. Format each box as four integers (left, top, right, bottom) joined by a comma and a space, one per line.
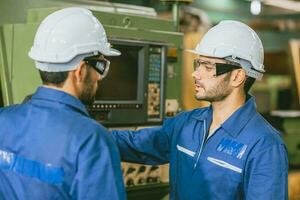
244, 76, 255, 93
39, 70, 69, 87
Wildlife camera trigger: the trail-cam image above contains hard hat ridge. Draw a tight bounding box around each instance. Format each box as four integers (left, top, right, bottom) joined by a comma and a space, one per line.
29, 7, 120, 72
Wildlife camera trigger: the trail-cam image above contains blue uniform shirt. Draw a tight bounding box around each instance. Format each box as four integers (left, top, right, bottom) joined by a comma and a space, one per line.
0, 87, 126, 200
112, 96, 288, 200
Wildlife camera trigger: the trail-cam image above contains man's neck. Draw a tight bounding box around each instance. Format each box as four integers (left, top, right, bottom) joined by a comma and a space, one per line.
42, 84, 79, 99
209, 92, 246, 134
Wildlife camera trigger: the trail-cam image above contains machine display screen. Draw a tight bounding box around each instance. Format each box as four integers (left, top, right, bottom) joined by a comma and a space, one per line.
94, 45, 140, 101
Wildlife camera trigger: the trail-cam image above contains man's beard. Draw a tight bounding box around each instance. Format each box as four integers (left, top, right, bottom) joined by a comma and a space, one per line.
195, 73, 232, 102
79, 70, 97, 106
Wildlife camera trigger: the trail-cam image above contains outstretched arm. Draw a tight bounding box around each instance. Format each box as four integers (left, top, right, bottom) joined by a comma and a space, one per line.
111, 118, 175, 165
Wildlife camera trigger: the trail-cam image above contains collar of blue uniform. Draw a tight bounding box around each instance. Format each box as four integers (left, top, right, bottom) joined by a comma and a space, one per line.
31, 87, 90, 117
191, 95, 257, 138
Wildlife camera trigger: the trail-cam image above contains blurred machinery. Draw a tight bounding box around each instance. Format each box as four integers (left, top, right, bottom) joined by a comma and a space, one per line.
121, 159, 169, 199
111, 126, 170, 199
272, 40, 300, 170
122, 163, 167, 187
0, 1, 183, 115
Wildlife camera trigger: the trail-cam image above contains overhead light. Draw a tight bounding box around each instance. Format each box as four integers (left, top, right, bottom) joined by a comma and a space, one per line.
251, 0, 262, 15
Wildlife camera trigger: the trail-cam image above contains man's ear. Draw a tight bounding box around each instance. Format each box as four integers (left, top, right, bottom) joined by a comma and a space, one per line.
74, 61, 86, 83
231, 69, 246, 87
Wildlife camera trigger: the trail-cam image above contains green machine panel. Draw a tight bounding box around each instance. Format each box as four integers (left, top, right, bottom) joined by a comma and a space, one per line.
0, 23, 41, 105
0, 6, 183, 108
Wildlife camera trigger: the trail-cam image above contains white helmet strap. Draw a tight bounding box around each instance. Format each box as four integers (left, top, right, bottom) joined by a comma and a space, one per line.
36, 53, 95, 72
225, 57, 263, 80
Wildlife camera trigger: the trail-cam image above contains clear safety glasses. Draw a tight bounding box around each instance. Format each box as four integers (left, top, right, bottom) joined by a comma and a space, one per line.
193, 59, 241, 77
83, 55, 110, 78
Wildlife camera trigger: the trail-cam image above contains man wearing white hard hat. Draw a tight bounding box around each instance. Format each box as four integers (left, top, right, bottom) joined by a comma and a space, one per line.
0, 7, 126, 199
111, 20, 288, 199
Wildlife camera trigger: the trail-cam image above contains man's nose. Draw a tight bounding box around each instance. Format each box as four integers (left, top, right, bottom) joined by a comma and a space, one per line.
192, 70, 201, 80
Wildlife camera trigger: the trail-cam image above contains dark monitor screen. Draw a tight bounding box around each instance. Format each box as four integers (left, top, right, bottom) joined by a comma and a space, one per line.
95, 44, 141, 101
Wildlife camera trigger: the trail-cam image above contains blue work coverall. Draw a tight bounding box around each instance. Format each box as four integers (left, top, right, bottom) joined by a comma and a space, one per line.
112, 96, 288, 199
0, 87, 126, 199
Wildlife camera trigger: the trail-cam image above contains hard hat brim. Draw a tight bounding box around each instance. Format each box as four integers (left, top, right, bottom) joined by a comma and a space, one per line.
185, 49, 200, 55
102, 48, 121, 56
185, 49, 223, 59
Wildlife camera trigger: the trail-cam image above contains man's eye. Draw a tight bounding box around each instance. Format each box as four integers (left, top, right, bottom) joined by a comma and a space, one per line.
204, 65, 214, 71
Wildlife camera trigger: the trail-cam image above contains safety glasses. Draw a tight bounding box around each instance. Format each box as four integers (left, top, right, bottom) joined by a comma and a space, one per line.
83, 55, 110, 78
194, 59, 241, 77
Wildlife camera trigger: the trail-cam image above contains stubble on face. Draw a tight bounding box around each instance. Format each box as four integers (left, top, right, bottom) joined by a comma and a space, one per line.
79, 68, 98, 105
195, 72, 232, 102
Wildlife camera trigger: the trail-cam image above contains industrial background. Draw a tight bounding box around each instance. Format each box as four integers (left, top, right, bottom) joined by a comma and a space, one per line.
0, 0, 300, 199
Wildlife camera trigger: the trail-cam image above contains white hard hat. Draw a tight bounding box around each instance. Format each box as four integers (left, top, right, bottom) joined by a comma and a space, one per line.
187, 20, 264, 80
29, 7, 120, 72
